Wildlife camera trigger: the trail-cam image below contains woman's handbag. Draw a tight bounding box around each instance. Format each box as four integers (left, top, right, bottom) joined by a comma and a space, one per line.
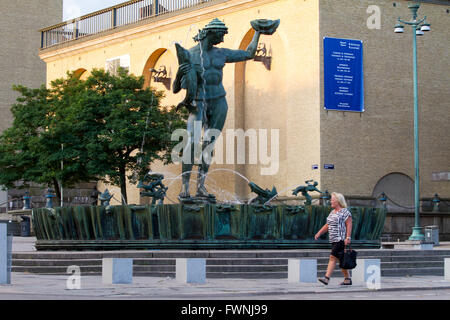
339, 245, 357, 269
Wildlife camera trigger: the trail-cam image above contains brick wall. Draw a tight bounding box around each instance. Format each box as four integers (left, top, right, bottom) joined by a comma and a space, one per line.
0, 0, 62, 133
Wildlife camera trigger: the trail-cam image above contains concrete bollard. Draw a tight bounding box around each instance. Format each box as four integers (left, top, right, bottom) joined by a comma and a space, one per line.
288, 259, 317, 283
352, 259, 381, 289
445, 258, 450, 281
176, 258, 206, 283
102, 258, 133, 284
0, 224, 12, 285
413, 242, 434, 250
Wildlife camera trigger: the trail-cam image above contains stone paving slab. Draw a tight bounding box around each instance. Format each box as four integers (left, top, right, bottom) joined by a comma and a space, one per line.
1, 273, 450, 300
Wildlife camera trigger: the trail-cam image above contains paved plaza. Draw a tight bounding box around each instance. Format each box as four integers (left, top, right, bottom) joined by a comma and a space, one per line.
1, 272, 450, 300
1, 237, 450, 301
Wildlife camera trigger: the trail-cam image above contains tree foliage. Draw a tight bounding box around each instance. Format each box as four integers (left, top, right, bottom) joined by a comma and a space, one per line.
0, 68, 187, 203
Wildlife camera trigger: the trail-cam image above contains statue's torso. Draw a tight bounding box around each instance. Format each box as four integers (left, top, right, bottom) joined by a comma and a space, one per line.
189, 46, 227, 100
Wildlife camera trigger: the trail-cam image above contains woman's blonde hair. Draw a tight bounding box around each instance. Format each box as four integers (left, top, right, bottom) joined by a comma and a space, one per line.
331, 192, 347, 208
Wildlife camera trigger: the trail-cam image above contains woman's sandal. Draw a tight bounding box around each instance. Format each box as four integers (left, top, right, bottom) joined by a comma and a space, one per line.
318, 276, 330, 285
340, 278, 352, 285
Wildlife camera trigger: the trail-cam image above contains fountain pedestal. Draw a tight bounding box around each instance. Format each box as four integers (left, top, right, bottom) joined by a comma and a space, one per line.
31, 204, 386, 251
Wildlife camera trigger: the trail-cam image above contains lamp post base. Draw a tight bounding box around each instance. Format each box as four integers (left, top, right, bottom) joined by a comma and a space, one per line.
408, 227, 425, 241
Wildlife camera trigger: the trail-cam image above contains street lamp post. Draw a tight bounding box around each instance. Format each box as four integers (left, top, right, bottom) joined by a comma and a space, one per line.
394, 1, 430, 241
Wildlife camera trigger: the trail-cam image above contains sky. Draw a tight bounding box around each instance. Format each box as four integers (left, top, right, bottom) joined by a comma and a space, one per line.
63, 0, 126, 21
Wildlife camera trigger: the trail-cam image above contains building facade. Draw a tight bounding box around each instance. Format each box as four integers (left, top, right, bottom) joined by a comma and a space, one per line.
0, 0, 62, 210
38, 0, 450, 210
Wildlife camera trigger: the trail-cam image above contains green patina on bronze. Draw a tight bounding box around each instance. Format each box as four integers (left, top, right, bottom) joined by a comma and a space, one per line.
248, 182, 278, 205
173, 18, 281, 202
292, 180, 322, 205
137, 172, 168, 205
32, 204, 386, 250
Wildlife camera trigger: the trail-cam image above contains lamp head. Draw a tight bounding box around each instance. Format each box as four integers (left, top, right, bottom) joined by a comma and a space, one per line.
394, 23, 404, 33
421, 23, 431, 32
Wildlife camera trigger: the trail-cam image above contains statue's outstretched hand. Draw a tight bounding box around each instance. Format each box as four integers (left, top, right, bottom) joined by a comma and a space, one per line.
250, 19, 280, 35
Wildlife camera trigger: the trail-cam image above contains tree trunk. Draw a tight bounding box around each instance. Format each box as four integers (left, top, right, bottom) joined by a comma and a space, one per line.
119, 165, 128, 205
52, 178, 61, 203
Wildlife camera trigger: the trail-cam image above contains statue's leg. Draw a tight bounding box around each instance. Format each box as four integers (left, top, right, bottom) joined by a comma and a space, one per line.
180, 161, 193, 198
305, 194, 312, 205
179, 109, 203, 198
196, 97, 228, 197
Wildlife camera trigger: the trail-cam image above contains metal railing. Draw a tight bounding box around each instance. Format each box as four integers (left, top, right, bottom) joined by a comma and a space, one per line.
40, 0, 214, 49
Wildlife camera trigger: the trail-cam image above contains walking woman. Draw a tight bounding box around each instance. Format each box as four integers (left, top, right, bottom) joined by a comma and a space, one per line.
315, 192, 353, 285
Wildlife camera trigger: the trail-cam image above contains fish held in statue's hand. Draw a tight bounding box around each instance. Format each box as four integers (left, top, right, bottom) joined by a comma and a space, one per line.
173, 43, 198, 113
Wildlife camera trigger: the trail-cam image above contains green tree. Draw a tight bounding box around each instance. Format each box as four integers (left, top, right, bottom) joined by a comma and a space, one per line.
0, 85, 54, 190
0, 68, 187, 204
78, 68, 186, 203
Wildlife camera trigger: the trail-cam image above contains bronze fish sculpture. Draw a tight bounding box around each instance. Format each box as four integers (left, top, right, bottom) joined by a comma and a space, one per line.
173, 43, 198, 113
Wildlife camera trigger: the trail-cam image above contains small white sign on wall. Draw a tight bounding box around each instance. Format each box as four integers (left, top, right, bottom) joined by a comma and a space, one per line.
432, 172, 450, 181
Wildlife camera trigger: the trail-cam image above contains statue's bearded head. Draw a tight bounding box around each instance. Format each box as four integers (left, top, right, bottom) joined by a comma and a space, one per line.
194, 18, 228, 44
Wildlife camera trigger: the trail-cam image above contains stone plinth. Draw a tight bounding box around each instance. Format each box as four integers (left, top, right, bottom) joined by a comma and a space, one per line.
395, 240, 434, 250
445, 258, 450, 281
382, 240, 434, 250
0, 224, 12, 284
102, 258, 133, 284
353, 259, 381, 289
288, 259, 317, 283
176, 258, 206, 283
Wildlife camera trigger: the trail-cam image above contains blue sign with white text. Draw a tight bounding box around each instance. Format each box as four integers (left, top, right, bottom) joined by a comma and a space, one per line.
324, 37, 364, 112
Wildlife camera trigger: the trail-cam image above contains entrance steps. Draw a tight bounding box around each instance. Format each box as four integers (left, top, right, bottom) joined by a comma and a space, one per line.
12, 249, 450, 279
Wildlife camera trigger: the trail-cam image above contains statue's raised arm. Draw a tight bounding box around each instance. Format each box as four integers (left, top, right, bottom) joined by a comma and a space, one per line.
224, 19, 280, 63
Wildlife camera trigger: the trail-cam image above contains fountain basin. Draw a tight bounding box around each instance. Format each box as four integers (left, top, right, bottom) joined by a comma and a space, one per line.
32, 204, 386, 250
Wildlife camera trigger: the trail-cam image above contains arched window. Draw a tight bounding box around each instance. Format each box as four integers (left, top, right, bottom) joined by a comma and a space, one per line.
73, 68, 88, 80
372, 173, 414, 212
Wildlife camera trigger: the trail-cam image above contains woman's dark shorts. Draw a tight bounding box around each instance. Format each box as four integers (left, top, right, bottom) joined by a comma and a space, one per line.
330, 240, 345, 261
